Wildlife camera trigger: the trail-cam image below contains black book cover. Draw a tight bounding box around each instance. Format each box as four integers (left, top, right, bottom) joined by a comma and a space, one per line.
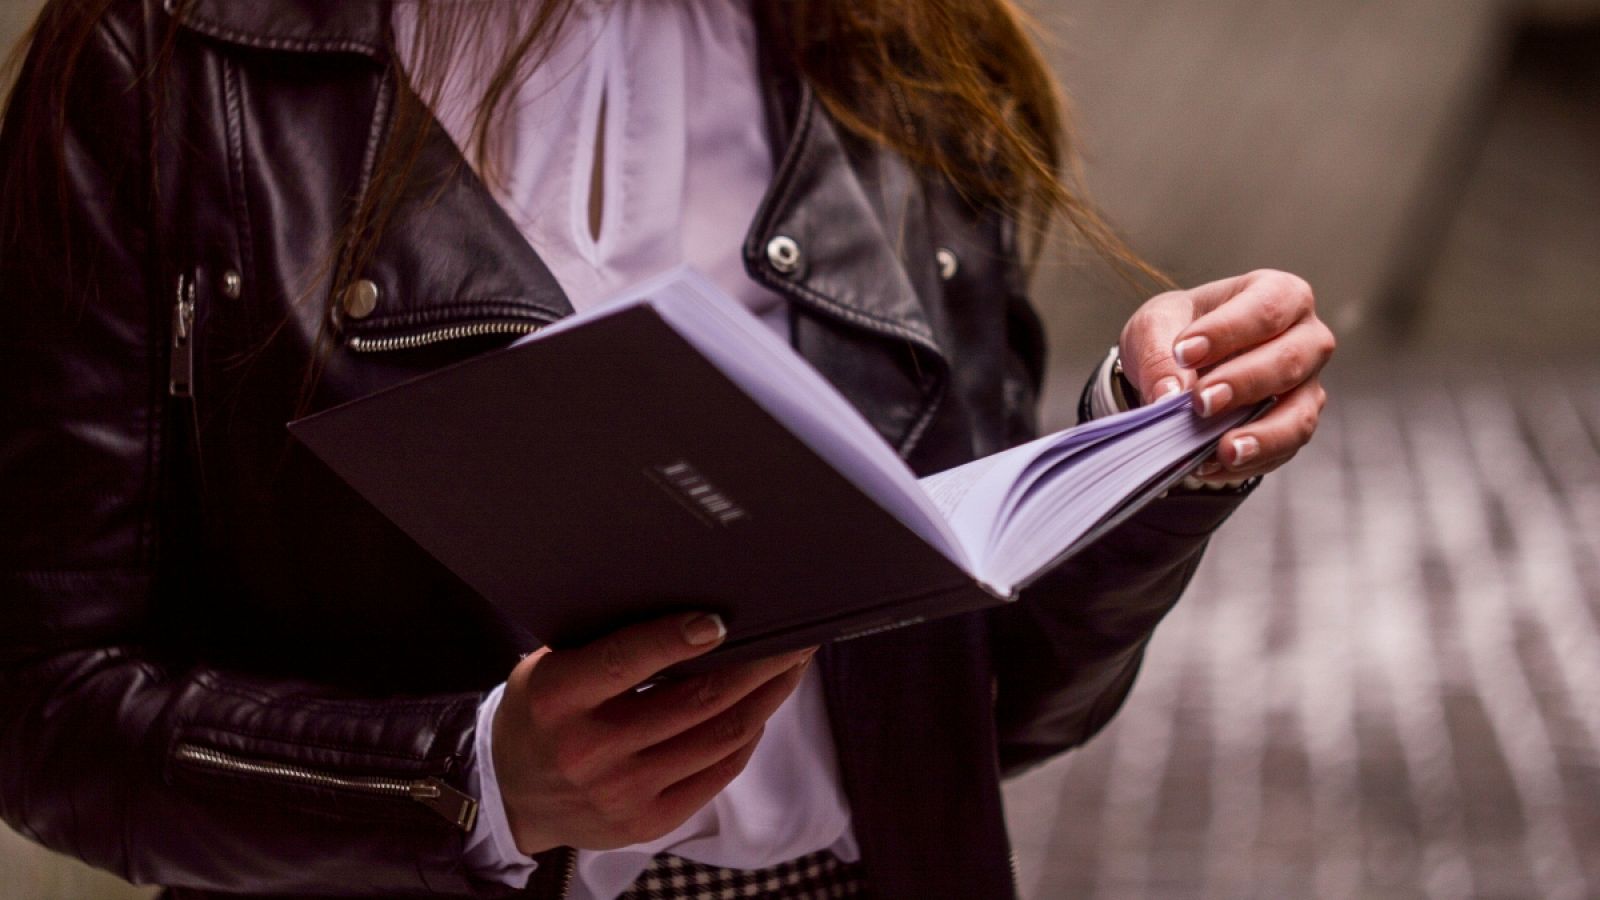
289, 307, 995, 671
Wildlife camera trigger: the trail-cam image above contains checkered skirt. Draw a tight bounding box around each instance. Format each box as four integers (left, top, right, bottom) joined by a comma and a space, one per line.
617, 849, 866, 899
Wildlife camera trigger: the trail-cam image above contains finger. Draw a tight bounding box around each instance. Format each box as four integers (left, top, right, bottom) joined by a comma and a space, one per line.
1172, 272, 1253, 318
650, 729, 765, 829
1191, 320, 1333, 416
503, 646, 553, 694
594, 648, 816, 753
537, 613, 727, 711
630, 655, 810, 789
1171, 270, 1317, 371
1211, 379, 1326, 470
1119, 294, 1198, 403
1192, 446, 1299, 483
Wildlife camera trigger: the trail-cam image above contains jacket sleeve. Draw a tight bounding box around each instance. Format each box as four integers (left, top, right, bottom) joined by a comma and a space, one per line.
986, 263, 1252, 778
0, 9, 569, 896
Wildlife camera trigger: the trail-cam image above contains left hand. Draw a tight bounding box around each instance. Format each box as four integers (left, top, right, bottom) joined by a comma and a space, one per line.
1118, 269, 1335, 484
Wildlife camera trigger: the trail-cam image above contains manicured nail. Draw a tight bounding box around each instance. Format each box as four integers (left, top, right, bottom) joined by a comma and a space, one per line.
681, 613, 726, 646
1154, 377, 1182, 401
1173, 335, 1210, 368
1197, 460, 1223, 477
1196, 382, 1233, 417
1230, 436, 1260, 467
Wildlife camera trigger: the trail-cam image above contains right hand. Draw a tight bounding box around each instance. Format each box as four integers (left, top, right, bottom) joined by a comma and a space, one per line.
491, 613, 814, 854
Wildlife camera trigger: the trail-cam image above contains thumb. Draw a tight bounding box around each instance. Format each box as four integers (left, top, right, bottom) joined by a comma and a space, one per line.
1119, 300, 1196, 404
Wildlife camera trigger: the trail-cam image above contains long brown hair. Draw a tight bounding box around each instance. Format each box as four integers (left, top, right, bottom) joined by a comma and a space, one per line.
5, 0, 1167, 315
382, 0, 1166, 286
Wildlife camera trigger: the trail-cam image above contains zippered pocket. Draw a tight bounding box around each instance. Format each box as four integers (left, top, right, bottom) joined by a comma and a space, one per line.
346, 319, 545, 353
169, 272, 198, 397
171, 741, 478, 832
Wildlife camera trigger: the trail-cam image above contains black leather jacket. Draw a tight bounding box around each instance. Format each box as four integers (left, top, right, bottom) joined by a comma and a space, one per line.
0, 2, 1249, 897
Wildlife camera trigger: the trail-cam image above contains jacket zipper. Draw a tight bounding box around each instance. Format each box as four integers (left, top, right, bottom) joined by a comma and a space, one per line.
346, 320, 544, 353
169, 273, 197, 396
557, 846, 577, 898
173, 742, 479, 832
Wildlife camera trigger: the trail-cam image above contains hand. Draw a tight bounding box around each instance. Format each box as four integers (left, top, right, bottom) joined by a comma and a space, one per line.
1118, 269, 1335, 483
492, 613, 814, 854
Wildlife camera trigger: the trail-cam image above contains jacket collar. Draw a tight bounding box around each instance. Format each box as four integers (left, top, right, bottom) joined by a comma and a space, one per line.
164, 0, 389, 58
742, 87, 941, 359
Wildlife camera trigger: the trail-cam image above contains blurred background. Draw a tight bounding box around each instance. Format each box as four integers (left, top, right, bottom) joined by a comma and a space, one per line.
2, 0, 1596, 897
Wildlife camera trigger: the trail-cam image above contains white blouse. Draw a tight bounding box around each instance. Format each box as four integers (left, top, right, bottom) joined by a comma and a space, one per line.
391, 3, 857, 898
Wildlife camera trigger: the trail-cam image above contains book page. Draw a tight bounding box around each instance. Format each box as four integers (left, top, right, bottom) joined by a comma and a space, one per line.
983, 396, 1259, 591
918, 394, 1195, 590
919, 454, 1009, 519
918, 432, 1060, 559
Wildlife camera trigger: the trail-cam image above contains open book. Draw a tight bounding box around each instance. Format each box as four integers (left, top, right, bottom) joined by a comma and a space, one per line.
290, 267, 1262, 672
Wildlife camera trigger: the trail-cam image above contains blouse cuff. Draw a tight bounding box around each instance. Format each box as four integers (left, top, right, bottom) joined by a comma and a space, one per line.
464, 682, 541, 887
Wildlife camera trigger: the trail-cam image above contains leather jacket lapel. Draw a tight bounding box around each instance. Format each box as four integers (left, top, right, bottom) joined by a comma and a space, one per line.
167, 0, 575, 348
339, 91, 576, 350
743, 84, 946, 366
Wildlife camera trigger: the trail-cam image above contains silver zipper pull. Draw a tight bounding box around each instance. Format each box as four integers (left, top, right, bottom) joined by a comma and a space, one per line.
169, 273, 196, 397
409, 777, 479, 832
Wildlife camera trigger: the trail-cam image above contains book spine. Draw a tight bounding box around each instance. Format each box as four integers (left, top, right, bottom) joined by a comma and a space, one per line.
659, 580, 1007, 678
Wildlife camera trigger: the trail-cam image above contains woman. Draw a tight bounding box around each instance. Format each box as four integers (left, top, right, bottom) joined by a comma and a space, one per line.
0, 1, 1333, 898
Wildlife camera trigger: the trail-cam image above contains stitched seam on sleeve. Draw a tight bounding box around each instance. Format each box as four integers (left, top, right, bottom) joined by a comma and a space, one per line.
196, 676, 466, 717
175, 723, 440, 764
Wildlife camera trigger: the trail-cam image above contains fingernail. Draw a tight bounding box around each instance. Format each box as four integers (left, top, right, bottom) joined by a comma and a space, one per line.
681, 613, 726, 646
1230, 435, 1260, 467
1154, 377, 1182, 401
1173, 335, 1210, 368
1197, 460, 1223, 477
1196, 382, 1233, 417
